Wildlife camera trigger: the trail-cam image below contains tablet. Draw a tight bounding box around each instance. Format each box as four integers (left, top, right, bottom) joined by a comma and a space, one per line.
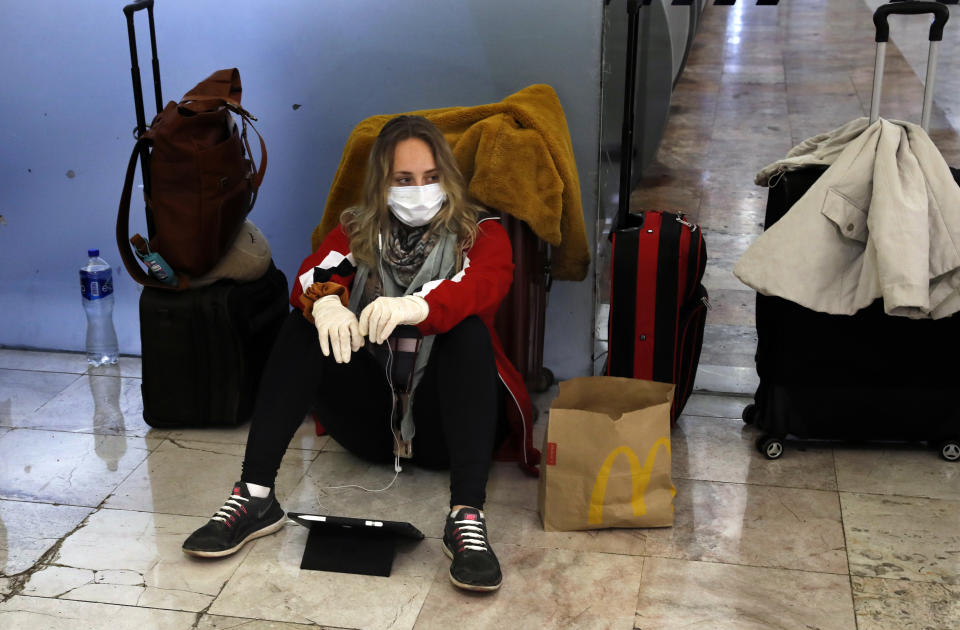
288, 511, 424, 577
287, 512, 425, 540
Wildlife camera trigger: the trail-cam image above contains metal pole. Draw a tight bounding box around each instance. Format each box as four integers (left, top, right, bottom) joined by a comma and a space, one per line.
869, 42, 886, 125
920, 40, 939, 132
616, 0, 641, 232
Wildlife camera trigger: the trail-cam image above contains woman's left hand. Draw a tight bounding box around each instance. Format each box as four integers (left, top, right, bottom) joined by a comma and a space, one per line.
358, 296, 429, 344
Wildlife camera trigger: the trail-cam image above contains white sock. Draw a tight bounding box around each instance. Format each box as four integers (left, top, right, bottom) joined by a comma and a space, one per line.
245, 482, 271, 498
450, 507, 484, 518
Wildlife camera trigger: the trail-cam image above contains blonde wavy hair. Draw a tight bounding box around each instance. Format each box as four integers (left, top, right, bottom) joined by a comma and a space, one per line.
341, 115, 483, 268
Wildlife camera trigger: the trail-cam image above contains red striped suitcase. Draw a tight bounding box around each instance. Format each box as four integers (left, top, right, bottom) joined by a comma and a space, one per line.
604, 0, 709, 424
606, 210, 708, 423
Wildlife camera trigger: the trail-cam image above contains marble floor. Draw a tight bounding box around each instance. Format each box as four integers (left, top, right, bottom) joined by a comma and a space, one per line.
3, 1, 960, 629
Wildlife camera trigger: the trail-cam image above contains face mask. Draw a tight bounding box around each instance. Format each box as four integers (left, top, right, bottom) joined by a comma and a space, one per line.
387, 183, 447, 227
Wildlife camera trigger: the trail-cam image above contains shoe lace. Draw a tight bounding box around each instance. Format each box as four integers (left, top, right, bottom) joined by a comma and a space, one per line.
453, 518, 489, 553
211, 492, 249, 525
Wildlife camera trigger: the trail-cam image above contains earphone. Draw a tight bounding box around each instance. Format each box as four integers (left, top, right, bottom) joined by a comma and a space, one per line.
379, 231, 403, 475
317, 229, 402, 500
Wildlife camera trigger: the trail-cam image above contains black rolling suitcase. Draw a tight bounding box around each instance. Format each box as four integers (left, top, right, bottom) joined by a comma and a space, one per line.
605, 0, 709, 424
123, 1, 289, 427
745, 1, 960, 462
140, 265, 289, 427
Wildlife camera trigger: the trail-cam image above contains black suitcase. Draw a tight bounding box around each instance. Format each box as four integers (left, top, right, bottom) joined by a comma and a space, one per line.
605, 0, 709, 424
745, 1, 960, 462
139, 263, 289, 427
607, 210, 708, 424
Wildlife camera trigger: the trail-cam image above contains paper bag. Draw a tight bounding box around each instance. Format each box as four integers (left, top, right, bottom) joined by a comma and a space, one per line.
538, 376, 676, 531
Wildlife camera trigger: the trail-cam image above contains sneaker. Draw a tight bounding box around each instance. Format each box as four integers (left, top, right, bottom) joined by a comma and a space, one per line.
182, 482, 286, 558
442, 507, 502, 592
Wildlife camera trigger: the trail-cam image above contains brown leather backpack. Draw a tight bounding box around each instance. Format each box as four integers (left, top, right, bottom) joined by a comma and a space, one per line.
117, 68, 266, 289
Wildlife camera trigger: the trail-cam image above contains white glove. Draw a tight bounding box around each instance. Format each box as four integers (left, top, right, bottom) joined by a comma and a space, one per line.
312, 295, 364, 363
358, 295, 429, 345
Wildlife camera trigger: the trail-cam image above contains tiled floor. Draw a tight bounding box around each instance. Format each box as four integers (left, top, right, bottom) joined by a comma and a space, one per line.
3, 2, 960, 629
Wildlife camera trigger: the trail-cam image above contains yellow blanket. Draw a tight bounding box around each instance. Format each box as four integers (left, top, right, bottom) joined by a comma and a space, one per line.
311, 84, 590, 281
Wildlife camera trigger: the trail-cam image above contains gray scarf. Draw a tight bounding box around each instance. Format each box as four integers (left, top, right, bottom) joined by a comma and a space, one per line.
381, 220, 441, 288
348, 229, 459, 455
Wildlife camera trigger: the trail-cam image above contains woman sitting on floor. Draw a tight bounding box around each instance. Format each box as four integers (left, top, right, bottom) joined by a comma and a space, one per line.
181, 115, 537, 592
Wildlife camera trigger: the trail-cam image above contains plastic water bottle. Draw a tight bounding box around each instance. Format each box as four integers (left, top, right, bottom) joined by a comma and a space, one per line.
80, 249, 119, 366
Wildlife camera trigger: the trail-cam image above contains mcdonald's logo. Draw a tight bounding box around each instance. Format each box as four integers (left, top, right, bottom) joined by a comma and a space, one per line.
587, 438, 675, 525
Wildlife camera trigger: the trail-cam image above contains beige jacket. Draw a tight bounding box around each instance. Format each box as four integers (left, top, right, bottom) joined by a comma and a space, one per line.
735, 117, 960, 319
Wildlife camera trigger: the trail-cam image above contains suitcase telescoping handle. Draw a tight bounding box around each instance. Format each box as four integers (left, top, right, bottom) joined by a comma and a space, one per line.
614, 0, 646, 235
124, 0, 163, 139
123, 0, 163, 240
870, 1, 951, 131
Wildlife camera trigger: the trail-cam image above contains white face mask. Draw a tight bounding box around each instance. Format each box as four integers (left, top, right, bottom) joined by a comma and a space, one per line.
387, 183, 446, 227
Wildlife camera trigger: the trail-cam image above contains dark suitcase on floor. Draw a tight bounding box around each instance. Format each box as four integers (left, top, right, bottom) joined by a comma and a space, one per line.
607, 211, 708, 424
139, 263, 289, 427
494, 213, 553, 394
604, 0, 709, 424
746, 1, 960, 462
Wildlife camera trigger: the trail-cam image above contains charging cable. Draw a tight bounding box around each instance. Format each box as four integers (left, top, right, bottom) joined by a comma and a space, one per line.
318, 244, 403, 498
317, 337, 402, 495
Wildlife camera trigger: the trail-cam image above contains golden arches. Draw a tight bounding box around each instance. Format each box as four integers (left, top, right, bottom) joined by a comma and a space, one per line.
587, 438, 674, 525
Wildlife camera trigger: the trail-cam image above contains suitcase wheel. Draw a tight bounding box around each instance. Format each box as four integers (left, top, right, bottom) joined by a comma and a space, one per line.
940, 440, 960, 462
530, 367, 555, 393
756, 435, 784, 460
742, 403, 757, 425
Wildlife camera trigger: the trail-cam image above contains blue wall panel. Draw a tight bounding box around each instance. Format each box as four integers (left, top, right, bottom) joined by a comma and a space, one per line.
0, 0, 601, 378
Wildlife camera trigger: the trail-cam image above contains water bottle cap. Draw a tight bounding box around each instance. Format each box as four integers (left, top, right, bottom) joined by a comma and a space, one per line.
88, 248, 99, 257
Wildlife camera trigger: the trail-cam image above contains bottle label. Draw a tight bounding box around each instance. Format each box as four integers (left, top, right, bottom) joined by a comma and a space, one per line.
80, 269, 113, 301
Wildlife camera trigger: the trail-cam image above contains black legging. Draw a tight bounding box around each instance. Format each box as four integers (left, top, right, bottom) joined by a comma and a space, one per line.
241, 310, 505, 509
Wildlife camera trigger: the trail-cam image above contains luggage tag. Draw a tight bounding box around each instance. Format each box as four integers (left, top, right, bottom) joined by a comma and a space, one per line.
130, 234, 179, 287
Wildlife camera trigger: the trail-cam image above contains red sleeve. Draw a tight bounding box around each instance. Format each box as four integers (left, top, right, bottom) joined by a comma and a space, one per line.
415, 219, 514, 335
289, 225, 356, 310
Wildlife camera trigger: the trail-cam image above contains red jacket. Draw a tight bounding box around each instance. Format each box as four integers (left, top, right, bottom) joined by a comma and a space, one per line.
291, 217, 541, 475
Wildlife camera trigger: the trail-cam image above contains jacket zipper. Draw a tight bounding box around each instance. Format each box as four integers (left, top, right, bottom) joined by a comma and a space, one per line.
498, 372, 530, 468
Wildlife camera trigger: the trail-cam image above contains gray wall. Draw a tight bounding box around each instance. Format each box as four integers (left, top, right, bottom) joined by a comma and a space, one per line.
0, 0, 603, 379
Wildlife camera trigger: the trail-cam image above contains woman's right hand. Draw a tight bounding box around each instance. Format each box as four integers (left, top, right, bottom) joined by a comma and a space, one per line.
312, 295, 364, 363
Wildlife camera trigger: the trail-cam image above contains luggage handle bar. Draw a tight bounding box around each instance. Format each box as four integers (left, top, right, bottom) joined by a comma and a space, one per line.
870, 1, 951, 131
613, 0, 652, 236
123, 0, 162, 240
122, 0, 153, 18
874, 1, 950, 43
124, 0, 163, 137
